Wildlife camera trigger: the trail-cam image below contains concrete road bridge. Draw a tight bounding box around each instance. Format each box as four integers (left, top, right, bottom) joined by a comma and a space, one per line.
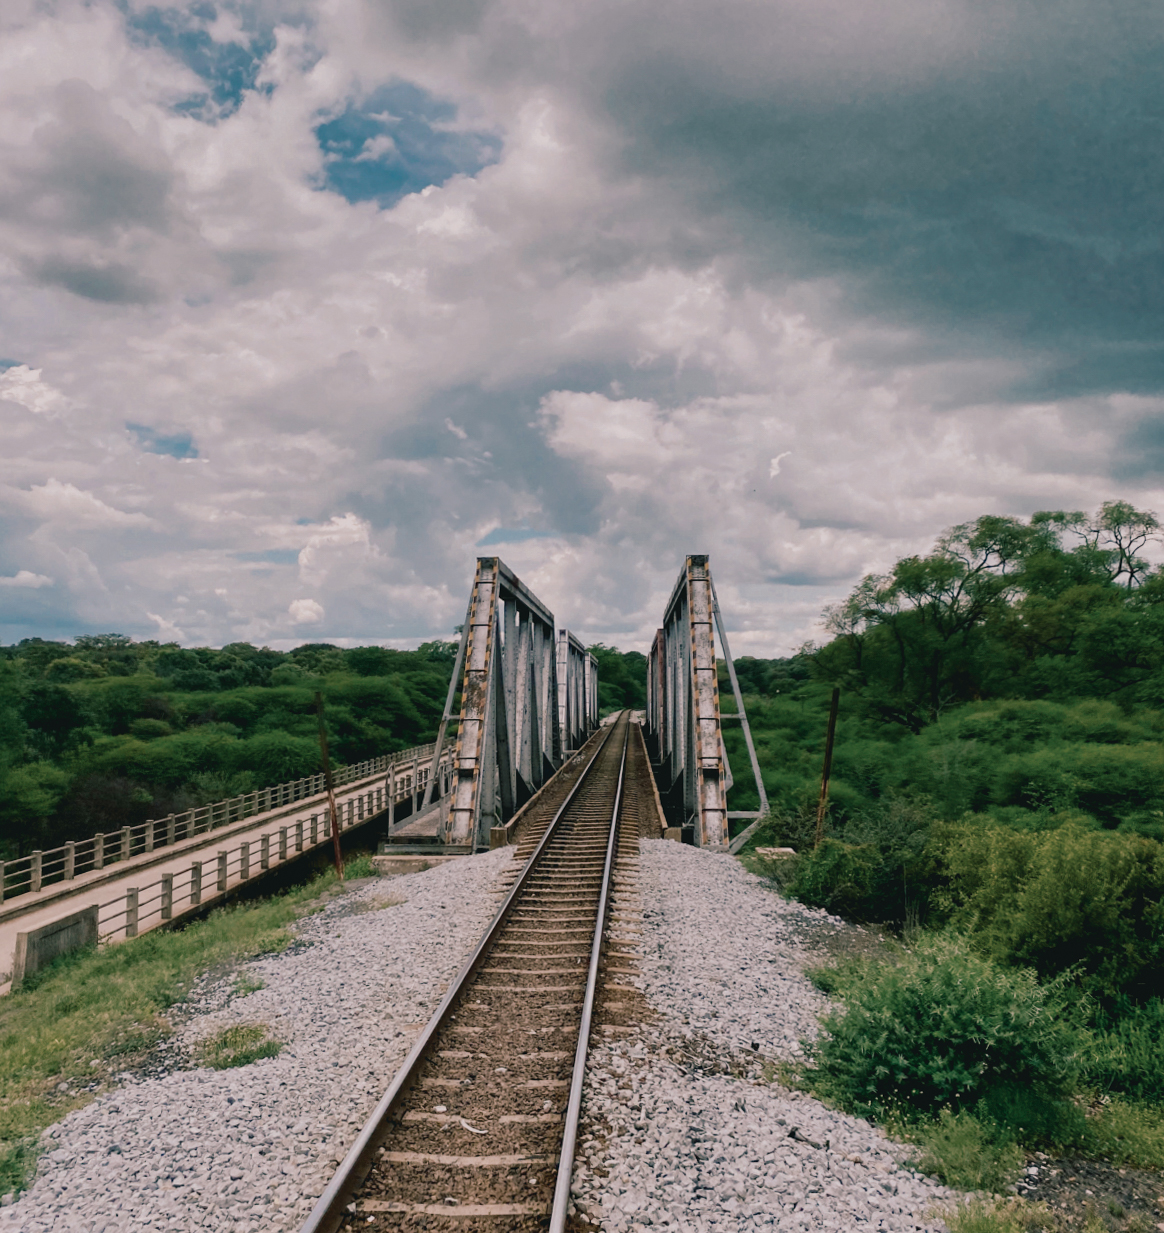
0, 555, 765, 992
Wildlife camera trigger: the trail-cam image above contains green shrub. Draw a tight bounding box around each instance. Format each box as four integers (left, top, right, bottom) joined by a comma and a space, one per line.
806, 932, 1082, 1126
1081, 1096, 1164, 1170
790, 838, 881, 916
1086, 998, 1164, 1103
934, 821, 1164, 1002
913, 1109, 1025, 1192
344, 854, 377, 879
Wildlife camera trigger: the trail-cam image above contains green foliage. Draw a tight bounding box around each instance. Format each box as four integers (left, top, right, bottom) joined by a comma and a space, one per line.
806, 933, 1083, 1126
913, 1109, 1025, 1193
789, 838, 881, 917
1085, 998, 1164, 1103
933, 821, 1164, 1002
0, 636, 456, 857
588, 644, 647, 714
343, 853, 377, 879
197, 1024, 281, 1070
1080, 1096, 1164, 1170
941, 1198, 1057, 1233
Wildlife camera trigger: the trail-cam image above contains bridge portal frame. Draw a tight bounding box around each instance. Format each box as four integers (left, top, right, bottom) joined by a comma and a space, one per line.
646, 555, 768, 849
436, 558, 596, 851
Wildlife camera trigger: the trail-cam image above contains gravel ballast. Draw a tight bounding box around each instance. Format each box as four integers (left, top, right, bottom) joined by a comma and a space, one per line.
0, 848, 512, 1233
570, 839, 955, 1231
2, 834, 957, 1233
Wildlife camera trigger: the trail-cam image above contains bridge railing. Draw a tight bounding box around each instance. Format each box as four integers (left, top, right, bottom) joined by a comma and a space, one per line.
0, 743, 441, 905
91, 778, 406, 948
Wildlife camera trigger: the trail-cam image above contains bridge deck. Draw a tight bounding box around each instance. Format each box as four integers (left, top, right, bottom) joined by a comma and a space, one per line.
0, 767, 404, 995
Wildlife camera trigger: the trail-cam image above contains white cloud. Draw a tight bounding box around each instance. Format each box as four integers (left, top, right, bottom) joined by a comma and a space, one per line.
0, 367, 69, 416
289, 597, 325, 624
0, 0, 1156, 653
0, 569, 52, 588
21, 479, 155, 530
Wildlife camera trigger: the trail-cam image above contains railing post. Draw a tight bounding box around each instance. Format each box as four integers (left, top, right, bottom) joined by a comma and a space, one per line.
125, 888, 138, 938
295, 820, 303, 853
412, 755, 419, 811
64, 842, 75, 881
161, 873, 173, 921
145, 820, 155, 853
310, 814, 318, 846
217, 851, 227, 893
94, 833, 105, 870
121, 827, 132, 863
388, 764, 395, 830
261, 833, 270, 870
0, 860, 5, 904
191, 861, 202, 906
31, 851, 42, 894
166, 814, 175, 847
279, 828, 288, 861
358, 793, 365, 821
240, 841, 250, 882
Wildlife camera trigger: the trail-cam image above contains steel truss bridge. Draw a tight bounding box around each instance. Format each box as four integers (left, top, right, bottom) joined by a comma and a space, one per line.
0, 553, 764, 990
403, 552, 766, 854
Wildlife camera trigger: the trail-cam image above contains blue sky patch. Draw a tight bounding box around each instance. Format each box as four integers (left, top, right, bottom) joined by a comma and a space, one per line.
127, 423, 199, 459
476, 527, 556, 546
125, 3, 275, 118
233, 549, 300, 564
0, 359, 22, 370
315, 82, 501, 208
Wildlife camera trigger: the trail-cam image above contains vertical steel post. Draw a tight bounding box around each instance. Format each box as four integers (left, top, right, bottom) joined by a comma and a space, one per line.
815, 688, 841, 848
315, 691, 344, 880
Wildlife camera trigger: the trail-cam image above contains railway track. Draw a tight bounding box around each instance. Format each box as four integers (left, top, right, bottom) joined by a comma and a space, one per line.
301, 711, 654, 1233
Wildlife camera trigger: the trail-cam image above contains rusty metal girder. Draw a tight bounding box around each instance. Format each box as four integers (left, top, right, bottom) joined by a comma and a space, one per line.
646, 555, 767, 850
441, 558, 596, 850
557, 630, 598, 754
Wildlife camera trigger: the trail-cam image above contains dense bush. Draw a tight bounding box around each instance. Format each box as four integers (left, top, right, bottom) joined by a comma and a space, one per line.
807, 933, 1083, 1129
0, 636, 460, 856
1086, 998, 1164, 1104
933, 821, 1164, 1003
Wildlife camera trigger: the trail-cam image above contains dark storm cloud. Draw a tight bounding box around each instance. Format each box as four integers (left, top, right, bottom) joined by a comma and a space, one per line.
29, 256, 159, 304
0, 80, 173, 236
586, 0, 1164, 401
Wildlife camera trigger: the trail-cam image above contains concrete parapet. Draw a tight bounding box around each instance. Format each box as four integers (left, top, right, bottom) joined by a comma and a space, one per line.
12, 905, 98, 986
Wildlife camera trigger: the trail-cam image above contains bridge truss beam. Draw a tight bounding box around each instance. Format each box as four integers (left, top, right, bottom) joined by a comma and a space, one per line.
436, 558, 598, 851
646, 555, 768, 849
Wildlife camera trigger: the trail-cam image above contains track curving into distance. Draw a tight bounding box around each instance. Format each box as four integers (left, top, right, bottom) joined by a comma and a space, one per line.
300, 711, 635, 1233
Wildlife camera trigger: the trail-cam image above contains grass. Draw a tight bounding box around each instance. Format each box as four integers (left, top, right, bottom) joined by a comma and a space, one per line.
911, 1109, 1026, 1192
1080, 1096, 1164, 1169
196, 1024, 281, 1069
0, 866, 340, 1195
940, 1198, 1058, 1233
343, 853, 378, 879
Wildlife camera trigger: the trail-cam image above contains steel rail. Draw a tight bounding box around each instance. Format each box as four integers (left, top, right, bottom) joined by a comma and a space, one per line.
549, 717, 629, 1233
297, 716, 623, 1233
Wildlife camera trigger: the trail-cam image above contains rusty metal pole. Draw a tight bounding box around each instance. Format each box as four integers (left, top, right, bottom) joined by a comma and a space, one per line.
814, 687, 841, 849
315, 692, 344, 880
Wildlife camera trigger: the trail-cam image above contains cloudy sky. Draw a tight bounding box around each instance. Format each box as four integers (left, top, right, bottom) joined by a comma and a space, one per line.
1, 0, 1161, 654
